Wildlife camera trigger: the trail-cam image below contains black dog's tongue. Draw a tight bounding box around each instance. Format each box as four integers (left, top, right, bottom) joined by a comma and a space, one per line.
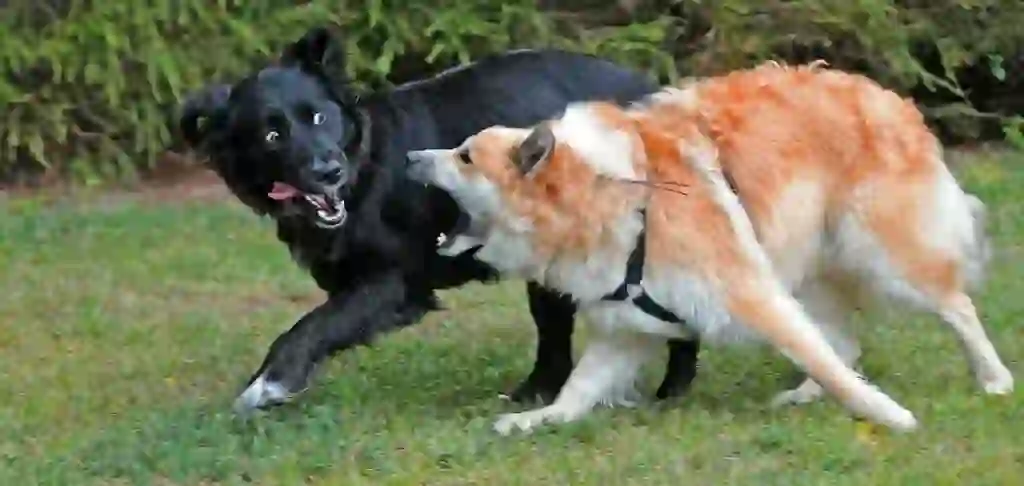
267, 182, 334, 211
268, 182, 299, 200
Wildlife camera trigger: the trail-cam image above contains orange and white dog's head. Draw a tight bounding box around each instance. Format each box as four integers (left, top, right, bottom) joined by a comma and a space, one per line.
405, 103, 649, 278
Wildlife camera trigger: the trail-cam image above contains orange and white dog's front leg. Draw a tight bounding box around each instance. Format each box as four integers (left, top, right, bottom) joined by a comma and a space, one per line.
770, 282, 862, 407
727, 282, 918, 431
492, 330, 659, 435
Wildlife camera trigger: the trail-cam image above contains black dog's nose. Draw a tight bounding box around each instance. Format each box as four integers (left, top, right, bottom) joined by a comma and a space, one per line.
313, 159, 345, 185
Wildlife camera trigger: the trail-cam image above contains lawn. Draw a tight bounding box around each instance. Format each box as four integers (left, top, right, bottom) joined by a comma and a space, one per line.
1, 149, 1021, 485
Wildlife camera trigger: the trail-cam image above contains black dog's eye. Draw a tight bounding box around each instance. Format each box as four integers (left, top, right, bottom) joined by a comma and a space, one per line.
265, 131, 280, 143
313, 112, 326, 125
456, 149, 472, 165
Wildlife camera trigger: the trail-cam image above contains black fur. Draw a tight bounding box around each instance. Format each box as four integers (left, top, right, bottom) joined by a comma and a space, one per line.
178, 27, 701, 410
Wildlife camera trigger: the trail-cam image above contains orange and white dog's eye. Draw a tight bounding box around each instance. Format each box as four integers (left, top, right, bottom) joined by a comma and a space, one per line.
456, 149, 473, 165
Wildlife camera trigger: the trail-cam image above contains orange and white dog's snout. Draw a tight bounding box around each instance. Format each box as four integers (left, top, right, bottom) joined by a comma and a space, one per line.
416, 62, 1014, 435
405, 149, 449, 187
405, 146, 506, 257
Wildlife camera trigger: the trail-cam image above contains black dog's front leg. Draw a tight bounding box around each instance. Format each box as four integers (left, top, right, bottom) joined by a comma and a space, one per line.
509, 282, 701, 403
233, 270, 432, 412
504, 281, 577, 403
657, 338, 701, 400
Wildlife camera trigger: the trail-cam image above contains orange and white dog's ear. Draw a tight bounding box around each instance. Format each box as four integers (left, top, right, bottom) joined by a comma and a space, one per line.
514, 123, 556, 177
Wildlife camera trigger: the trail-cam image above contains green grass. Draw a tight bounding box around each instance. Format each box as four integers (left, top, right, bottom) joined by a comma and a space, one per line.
1, 149, 1022, 485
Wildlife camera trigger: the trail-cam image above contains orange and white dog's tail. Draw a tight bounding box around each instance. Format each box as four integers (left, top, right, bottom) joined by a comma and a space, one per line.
962, 192, 992, 290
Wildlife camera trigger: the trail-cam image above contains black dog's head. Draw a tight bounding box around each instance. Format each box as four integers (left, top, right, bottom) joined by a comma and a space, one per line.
179, 27, 370, 229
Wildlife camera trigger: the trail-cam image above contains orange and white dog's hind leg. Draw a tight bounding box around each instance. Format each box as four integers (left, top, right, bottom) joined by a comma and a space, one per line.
682, 142, 919, 431
492, 329, 661, 436
831, 153, 1013, 396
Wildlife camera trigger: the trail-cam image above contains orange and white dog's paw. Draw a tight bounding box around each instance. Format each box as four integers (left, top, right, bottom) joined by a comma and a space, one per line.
493, 410, 548, 436
492, 405, 584, 435
981, 367, 1014, 395
881, 406, 918, 432
859, 389, 919, 432
770, 380, 824, 408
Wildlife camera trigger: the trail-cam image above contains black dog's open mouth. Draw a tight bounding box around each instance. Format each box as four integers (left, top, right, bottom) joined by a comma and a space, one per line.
436, 210, 485, 256
436, 210, 469, 250
268, 182, 347, 228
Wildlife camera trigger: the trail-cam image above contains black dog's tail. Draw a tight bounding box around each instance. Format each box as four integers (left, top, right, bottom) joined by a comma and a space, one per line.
178, 83, 232, 150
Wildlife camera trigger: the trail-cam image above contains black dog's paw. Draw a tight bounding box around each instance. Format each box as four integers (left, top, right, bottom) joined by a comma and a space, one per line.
656, 339, 700, 400
501, 371, 569, 404
654, 371, 697, 401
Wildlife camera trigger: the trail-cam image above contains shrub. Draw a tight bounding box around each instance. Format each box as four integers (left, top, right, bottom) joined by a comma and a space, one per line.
1, 0, 1021, 184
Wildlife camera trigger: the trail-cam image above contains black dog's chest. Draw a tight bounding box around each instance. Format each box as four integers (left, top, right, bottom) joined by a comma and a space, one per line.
276, 207, 494, 294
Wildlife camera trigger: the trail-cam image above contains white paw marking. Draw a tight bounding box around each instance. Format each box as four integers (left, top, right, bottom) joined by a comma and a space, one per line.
233, 374, 292, 413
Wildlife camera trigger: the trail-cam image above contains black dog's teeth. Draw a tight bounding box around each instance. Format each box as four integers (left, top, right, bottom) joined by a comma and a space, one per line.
303, 194, 332, 211
312, 197, 347, 226
303, 194, 318, 209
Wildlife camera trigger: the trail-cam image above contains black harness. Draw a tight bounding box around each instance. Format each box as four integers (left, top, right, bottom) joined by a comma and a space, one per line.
599, 207, 688, 325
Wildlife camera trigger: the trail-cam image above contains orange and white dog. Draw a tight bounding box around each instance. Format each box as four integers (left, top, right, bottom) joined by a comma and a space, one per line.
405, 63, 1014, 435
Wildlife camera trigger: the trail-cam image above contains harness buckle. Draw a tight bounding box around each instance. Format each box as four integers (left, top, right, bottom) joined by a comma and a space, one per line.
625, 283, 644, 300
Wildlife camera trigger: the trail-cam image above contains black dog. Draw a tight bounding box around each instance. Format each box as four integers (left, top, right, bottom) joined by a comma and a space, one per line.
178, 27, 701, 413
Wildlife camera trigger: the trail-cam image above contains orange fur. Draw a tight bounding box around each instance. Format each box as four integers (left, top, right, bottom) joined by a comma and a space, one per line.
452, 128, 647, 256
453, 63, 958, 291
639, 64, 951, 289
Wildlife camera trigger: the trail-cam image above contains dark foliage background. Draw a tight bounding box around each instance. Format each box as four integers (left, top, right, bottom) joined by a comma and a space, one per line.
2, 0, 1022, 184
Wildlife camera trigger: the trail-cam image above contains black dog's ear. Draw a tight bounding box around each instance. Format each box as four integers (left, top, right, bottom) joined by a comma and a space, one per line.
280, 26, 347, 75
514, 124, 556, 177
179, 83, 232, 150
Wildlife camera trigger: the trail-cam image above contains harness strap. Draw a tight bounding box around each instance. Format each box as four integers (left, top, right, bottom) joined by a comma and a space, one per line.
600, 207, 687, 325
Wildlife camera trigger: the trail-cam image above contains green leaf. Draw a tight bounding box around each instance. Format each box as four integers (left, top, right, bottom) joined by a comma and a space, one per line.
367, 0, 384, 28
27, 133, 49, 169
426, 43, 446, 64
375, 50, 395, 76
987, 54, 1006, 82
